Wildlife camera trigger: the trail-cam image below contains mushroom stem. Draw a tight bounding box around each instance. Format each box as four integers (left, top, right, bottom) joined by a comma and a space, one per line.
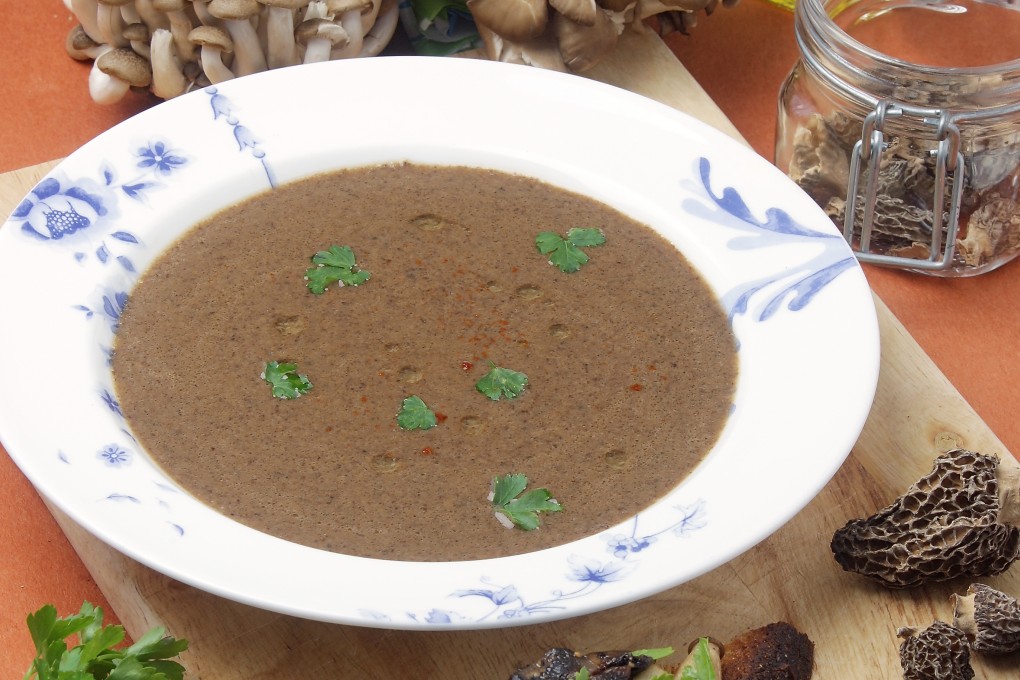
330, 8, 364, 58
149, 27, 188, 98
264, 6, 301, 68
358, 0, 397, 57
952, 583, 1020, 654
134, 0, 170, 31
70, 0, 105, 43
96, 1, 129, 47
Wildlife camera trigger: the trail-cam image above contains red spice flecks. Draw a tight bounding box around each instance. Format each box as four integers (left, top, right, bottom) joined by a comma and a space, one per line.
629, 383, 643, 392
511, 266, 519, 273
461, 360, 474, 371
435, 412, 449, 424
325, 426, 334, 433
359, 395, 368, 403
420, 447, 435, 456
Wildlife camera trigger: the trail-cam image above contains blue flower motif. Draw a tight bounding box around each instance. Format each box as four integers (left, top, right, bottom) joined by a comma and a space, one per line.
567, 556, 631, 584
100, 389, 122, 416
452, 584, 519, 606
135, 141, 187, 176
15, 177, 107, 241
203, 86, 277, 188
606, 534, 656, 558
97, 444, 131, 466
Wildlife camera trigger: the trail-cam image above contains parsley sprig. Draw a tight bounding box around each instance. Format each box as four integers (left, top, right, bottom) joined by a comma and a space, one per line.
305, 245, 371, 294
475, 363, 528, 400
490, 473, 562, 530
262, 361, 312, 399
397, 395, 437, 430
24, 601, 188, 680
535, 227, 606, 273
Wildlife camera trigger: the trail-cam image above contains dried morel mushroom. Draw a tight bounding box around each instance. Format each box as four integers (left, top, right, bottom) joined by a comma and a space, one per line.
898, 621, 974, 680
952, 583, 1020, 654
468, 0, 740, 74
508, 647, 654, 679
721, 621, 814, 680
831, 448, 1020, 588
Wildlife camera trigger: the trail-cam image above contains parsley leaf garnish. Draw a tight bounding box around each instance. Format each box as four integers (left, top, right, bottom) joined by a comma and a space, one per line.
475, 363, 528, 400
24, 601, 188, 680
490, 473, 562, 530
262, 361, 312, 399
305, 245, 371, 294
535, 227, 606, 273
680, 638, 719, 680
397, 395, 437, 430
634, 647, 675, 661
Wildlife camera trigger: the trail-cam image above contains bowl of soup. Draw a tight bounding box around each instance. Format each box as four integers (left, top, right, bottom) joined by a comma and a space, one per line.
0, 56, 878, 629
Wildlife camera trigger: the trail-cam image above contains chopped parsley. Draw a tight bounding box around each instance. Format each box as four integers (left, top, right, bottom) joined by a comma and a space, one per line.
24, 601, 188, 680
490, 473, 562, 530
535, 227, 606, 273
475, 363, 528, 400
680, 639, 718, 680
262, 361, 312, 399
305, 245, 371, 294
397, 395, 437, 430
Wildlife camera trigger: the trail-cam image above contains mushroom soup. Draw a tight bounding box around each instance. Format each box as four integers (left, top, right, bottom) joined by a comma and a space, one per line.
111, 163, 738, 561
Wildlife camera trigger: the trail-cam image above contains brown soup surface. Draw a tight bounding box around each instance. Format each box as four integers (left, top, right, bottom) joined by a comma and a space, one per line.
112, 164, 738, 561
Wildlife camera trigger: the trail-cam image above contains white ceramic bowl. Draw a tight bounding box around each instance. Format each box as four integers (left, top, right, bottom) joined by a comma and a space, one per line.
0, 57, 879, 629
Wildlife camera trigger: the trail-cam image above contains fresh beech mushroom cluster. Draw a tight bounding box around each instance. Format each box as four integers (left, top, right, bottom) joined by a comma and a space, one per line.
830, 448, 1020, 588
62, 0, 400, 103
466, 0, 739, 72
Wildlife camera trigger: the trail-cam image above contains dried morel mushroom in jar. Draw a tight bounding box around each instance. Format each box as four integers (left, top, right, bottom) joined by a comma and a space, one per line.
898, 621, 975, 680
787, 110, 1020, 272
831, 448, 1020, 588
952, 583, 1020, 655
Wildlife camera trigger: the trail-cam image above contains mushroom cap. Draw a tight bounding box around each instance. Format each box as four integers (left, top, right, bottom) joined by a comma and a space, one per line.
98, 0, 136, 5
326, 0, 371, 12
467, 0, 549, 43
952, 583, 1020, 654
66, 24, 103, 61
208, 0, 263, 19
96, 47, 153, 87
553, 8, 618, 72
260, 0, 311, 7
599, 0, 635, 10
831, 448, 1020, 588
898, 621, 974, 680
295, 17, 349, 45
122, 23, 151, 42
189, 24, 235, 51
550, 0, 598, 25
152, 0, 186, 10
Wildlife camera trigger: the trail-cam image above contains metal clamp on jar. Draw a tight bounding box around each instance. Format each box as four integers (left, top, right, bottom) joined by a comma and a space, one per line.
775, 0, 1020, 277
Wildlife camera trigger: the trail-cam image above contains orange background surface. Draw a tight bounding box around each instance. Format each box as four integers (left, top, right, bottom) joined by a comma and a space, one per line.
1, 1, 1018, 672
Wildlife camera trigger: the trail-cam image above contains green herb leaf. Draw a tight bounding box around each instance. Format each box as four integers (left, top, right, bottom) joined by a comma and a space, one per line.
397, 395, 437, 430
24, 601, 188, 680
573, 670, 590, 680
262, 361, 312, 399
633, 647, 675, 661
475, 363, 528, 400
680, 638, 718, 680
491, 473, 562, 531
535, 227, 606, 273
305, 245, 371, 294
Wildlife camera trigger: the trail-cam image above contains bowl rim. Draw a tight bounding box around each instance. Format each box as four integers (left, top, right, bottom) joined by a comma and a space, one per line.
0, 56, 879, 629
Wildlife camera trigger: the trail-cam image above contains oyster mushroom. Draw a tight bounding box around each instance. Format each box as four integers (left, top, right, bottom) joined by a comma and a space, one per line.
550, 0, 597, 25
207, 0, 268, 75
89, 46, 152, 104
189, 24, 235, 82
260, 0, 308, 68
952, 583, 1020, 654
552, 6, 618, 72
467, 0, 549, 42
475, 21, 566, 70
295, 17, 349, 62
149, 26, 189, 98
359, 0, 398, 57
830, 448, 1020, 588
898, 621, 974, 680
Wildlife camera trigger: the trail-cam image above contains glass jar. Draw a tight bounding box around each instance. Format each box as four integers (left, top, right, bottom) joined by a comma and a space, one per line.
776, 0, 1020, 276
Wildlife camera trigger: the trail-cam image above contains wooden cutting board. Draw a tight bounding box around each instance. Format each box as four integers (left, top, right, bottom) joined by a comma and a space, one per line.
4, 30, 1020, 678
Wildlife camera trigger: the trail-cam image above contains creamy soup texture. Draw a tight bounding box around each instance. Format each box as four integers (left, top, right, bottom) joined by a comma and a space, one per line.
112, 164, 738, 561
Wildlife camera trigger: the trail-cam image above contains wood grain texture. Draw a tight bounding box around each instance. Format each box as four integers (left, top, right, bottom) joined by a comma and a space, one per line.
4, 30, 1019, 679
